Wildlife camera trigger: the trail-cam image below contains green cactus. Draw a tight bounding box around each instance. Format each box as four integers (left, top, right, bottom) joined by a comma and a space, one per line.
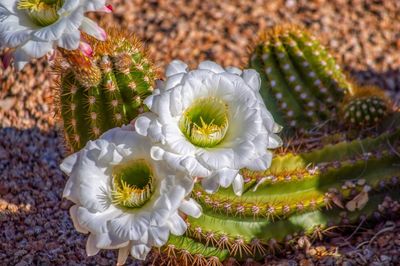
154, 25, 400, 265
340, 85, 391, 128
56, 29, 156, 152
249, 25, 353, 133
57, 26, 399, 265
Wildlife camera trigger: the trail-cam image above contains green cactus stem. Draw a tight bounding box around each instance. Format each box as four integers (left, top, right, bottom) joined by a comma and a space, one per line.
156, 189, 399, 265
56, 29, 156, 152
249, 25, 353, 132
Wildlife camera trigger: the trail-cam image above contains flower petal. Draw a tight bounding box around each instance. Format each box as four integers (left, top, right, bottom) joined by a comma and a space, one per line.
117, 245, 130, 265
199, 60, 225, 73
60, 153, 78, 175
201, 176, 220, 194
130, 243, 151, 260
217, 168, 239, 188
242, 69, 261, 91
109, 213, 149, 241
12, 48, 30, 71
164, 73, 185, 90
33, 19, 67, 41
80, 17, 106, 41
86, 234, 100, 256
148, 225, 169, 247
165, 60, 188, 77
168, 213, 187, 235
179, 198, 202, 218
232, 174, 244, 196
56, 31, 81, 50
225, 66, 242, 75
0, 29, 31, 47
20, 40, 53, 58
76, 206, 120, 234
58, 0, 80, 14
69, 205, 89, 234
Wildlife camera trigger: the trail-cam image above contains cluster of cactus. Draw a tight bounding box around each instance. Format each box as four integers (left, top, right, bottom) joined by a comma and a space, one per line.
57, 26, 400, 265
55, 29, 156, 151
153, 25, 400, 265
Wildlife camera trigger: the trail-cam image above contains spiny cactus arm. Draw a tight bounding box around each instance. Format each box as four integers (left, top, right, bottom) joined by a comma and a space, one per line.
243, 128, 400, 180
60, 72, 91, 151
288, 29, 351, 99
183, 189, 400, 261
194, 154, 398, 218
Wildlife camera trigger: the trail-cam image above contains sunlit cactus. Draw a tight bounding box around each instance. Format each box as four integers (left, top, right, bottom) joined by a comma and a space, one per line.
56, 29, 156, 152
249, 25, 352, 132
154, 25, 400, 265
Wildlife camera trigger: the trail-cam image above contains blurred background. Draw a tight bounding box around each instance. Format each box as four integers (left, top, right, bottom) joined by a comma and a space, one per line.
1, 1, 399, 265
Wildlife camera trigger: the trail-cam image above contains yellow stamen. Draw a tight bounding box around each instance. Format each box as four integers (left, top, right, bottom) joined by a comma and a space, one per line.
18, 0, 62, 26
111, 159, 154, 208
179, 97, 229, 148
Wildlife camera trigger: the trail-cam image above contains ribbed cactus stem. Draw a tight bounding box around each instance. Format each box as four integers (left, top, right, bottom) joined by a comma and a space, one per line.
250, 25, 353, 131
57, 29, 156, 152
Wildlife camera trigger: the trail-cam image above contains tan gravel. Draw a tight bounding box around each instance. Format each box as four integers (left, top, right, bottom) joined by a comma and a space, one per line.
1, 0, 399, 265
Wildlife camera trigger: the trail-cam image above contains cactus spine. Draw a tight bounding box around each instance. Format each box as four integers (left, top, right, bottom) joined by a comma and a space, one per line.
56, 29, 156, 152
155, 25, 400, 265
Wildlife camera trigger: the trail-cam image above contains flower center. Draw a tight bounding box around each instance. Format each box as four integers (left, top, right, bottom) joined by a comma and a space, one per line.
179, 97, 229, 148
111, 159, 154, 208
18, 0, 63, 27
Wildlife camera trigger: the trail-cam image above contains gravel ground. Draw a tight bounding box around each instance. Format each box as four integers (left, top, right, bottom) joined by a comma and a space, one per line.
1, 0, 400, 265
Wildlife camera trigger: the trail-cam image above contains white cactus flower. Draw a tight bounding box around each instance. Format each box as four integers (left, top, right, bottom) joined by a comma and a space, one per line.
135, 60, 282, 196
0, 0, 110, 70
61, 125, 202, 263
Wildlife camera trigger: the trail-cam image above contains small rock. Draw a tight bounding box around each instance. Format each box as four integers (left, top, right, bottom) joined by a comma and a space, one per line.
0, 97, 16, 111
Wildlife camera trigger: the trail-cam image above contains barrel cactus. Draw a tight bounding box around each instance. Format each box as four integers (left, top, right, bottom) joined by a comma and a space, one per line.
58, 26, 400, 265
340, 85, 392, 128
55, 29, 156, 152
152, 25, 400, 265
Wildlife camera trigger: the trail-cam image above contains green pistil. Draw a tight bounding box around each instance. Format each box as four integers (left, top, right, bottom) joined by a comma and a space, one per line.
179, 97, 229, 148
18, 0, 63, 27
111, 159, 154, 208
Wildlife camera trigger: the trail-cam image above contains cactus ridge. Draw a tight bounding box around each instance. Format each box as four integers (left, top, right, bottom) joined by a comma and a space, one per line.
250, 25, 353, 132
56, 29, 156, 152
